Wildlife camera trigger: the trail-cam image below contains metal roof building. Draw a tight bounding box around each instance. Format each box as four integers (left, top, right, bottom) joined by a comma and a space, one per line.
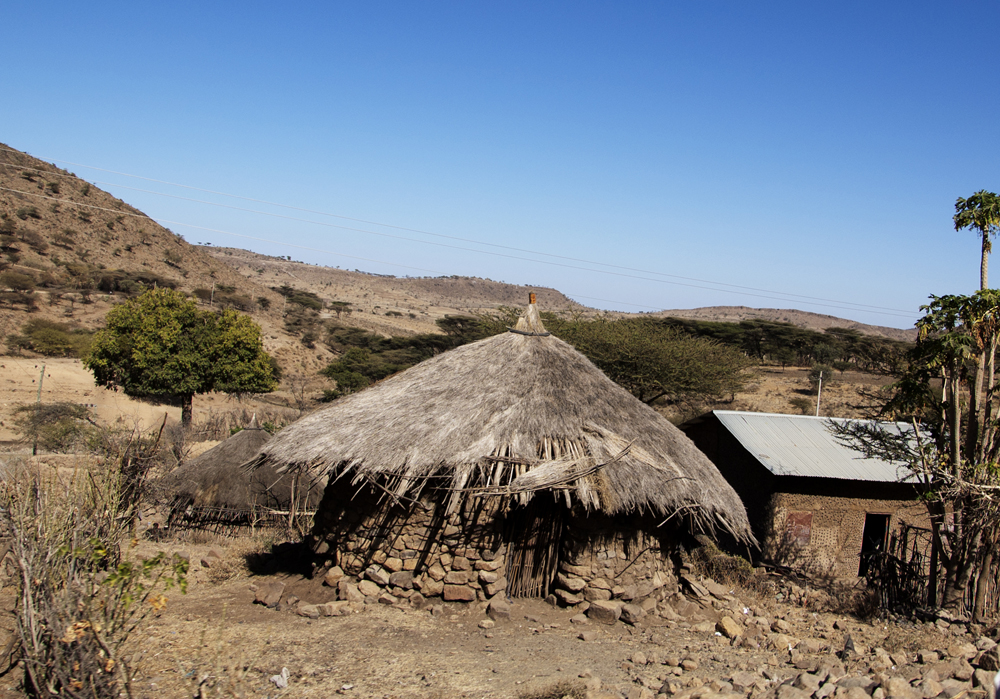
680, 410, 928, 577
708, 410, 915, 482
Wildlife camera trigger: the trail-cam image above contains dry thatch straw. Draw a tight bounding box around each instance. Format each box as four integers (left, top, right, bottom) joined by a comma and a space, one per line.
248, 300, 753, 542
162, 417, 322, 512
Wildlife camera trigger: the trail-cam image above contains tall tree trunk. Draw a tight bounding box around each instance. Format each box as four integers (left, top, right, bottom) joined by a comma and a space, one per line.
982, 236, 989, 290
949, 370, 962, 478
973, 541, 995, 621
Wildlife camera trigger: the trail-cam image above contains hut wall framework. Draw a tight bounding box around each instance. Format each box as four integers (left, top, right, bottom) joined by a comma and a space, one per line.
309, 482, 682, 605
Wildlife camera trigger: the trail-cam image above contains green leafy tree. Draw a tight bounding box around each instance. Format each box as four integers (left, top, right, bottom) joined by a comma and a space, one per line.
548, 317, 753, 404
954, 190, 1000, 290
84, 289, 277, 427
836, 290, 1000, 617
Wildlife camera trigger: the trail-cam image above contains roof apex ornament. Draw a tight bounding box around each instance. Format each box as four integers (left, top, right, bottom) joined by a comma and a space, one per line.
510, 292, 550, 336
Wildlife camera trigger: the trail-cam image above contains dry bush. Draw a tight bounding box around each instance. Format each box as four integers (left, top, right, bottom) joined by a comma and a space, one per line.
686, 536, 775, 609
0, 421, 188, 698
205, 533, 283, 584
194, 405, 299, 441
516, 680, 586, 699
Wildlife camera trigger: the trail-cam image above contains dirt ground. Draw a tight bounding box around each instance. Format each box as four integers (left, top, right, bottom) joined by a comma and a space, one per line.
70, 536, 969, 699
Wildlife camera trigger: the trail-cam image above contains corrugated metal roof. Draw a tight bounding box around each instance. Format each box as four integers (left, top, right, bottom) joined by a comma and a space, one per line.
712, 410, 914, 482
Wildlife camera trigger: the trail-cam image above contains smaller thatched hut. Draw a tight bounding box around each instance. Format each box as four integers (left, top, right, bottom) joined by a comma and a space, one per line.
163, 417, 322, 532
248, 298, 752, 610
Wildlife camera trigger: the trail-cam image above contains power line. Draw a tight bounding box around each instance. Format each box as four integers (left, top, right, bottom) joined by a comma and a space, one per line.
0, 184, 918, 320
0, 153, 915, 316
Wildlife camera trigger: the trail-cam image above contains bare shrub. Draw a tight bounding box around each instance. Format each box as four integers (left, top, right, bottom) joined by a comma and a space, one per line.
1, 419, 188, 698
517, 680, 586, 699
194, 405, 298, 441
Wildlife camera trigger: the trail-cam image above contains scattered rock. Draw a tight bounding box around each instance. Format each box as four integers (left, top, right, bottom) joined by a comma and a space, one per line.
318, 601, 352, 617
578, 630, 599, 642
716, 616, 742, 639
487, 598, 511, 621
587, 600, 622, 625
269, 667, 289, 689
358, 580, 380, 598
297, 604, 320, 619
323, 566, 345, 587
364, 565, 390, 587
254, 581, 285, 608
620, 604, 646, 625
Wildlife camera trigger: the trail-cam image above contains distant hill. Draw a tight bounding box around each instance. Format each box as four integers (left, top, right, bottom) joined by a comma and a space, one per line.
650, 306, 916, 342
0, 141, 914, 352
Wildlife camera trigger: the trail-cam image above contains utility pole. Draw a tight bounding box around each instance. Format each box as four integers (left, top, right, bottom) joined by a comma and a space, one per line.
210, 282, 215, 307
815, 371, 823, 417
32, 363, 45, 456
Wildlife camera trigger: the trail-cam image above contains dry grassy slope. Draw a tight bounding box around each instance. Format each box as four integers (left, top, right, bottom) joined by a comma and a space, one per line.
0, 144, 344, 375
205, 246, 586, 336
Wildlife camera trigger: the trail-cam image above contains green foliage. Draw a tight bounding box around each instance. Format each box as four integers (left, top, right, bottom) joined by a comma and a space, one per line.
789, 396, 813, 415
10, 319, 94, 357
84, 289, 277, 425
548, 317, 753, 404
16, 205, 40, 220
808, 363, 834, 393
954, 190, 1000, 289
92, 269, 177, 295
272, 284, 323, 310
13, 403, 94, 452
661, 317, 909, 373
0, 270, 36, 291
836, 290, 1000, 614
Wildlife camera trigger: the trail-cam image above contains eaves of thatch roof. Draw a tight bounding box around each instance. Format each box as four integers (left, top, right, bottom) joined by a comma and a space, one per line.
248, 304, 753, 543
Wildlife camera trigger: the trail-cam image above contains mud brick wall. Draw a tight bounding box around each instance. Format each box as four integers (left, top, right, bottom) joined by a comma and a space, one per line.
548, 514, 680, 611
764, 492, 930, 578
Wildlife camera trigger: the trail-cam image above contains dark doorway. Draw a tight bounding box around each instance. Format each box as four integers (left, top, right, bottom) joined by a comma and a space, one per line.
858, 513, 891, 576
503, 497, 564, 598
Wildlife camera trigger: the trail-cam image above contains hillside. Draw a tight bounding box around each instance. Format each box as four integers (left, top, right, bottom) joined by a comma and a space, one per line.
203, 246, 586, 337
0, 142, 912, 442
651, 306, 916, 342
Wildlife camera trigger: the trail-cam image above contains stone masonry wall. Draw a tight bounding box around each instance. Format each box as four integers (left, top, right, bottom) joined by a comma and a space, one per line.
309, 484, 684, 614
310, 485, 508, 605
547, 514, 681, 625
764, 492, 930, 579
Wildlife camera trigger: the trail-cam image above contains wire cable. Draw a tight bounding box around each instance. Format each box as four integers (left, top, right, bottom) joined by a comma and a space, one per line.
0, 185, 918, 320
1, 153, 915, 315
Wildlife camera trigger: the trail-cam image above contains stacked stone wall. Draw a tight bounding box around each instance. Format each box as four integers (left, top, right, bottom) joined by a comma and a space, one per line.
309, 485, 683, 611
310, 486, 508, 604
547, 514, 681, 624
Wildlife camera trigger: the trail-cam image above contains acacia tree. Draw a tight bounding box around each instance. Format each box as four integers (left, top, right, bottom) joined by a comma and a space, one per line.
547, 316, 753, 405
85, 289, 278, 427
836, 291, 1000, 617
955, 190, 1000, 290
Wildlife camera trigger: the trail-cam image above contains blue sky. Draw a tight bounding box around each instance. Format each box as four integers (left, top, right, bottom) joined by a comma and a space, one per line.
4, 2, 999, 328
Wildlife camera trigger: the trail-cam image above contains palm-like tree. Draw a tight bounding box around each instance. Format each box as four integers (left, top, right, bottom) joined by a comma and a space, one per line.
954, 190, 1000, 290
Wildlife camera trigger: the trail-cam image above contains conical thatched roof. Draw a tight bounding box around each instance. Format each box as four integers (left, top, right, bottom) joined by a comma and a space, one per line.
248, 302, 752, 542
164, 417, 322, 512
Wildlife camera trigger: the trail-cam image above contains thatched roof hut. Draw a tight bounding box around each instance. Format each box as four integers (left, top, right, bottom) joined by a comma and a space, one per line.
164, 417, 322, 527
249, 301, 751, 542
